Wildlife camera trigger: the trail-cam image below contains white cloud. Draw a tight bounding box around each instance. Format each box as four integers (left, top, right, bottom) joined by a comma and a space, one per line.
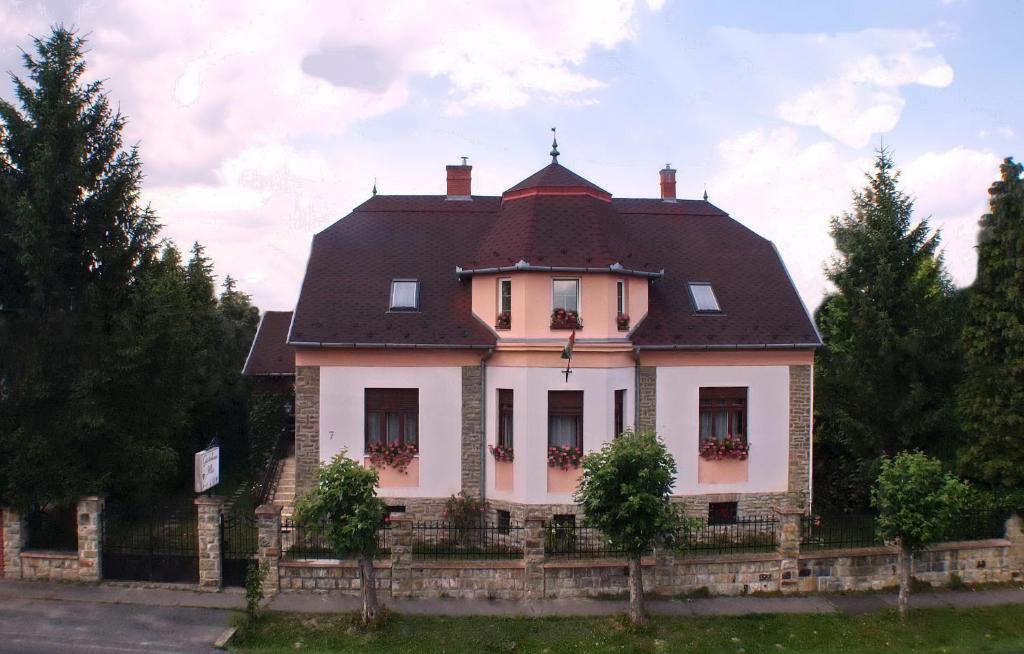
715, 28, 954, 148
708, 129, 997, 310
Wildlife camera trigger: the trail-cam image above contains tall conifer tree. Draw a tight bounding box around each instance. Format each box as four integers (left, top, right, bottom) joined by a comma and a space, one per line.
813, 149, 962, 511
958, 159, 1024, 488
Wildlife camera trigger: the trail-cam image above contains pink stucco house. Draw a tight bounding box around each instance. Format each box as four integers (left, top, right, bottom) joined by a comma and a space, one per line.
246, 147, 820, 524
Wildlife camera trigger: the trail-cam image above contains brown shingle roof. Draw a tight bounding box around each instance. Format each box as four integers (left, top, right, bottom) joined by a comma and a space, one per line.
243, 311, 296, 375
289, 162, 820, 349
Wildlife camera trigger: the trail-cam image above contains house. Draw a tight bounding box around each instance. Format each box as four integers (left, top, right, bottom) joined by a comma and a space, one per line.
243, 310, 297, 400
270, 145, 820, 524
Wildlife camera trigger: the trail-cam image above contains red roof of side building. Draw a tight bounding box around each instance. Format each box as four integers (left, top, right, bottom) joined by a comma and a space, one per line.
289, 162, 821, 349
243, 311, 296, 375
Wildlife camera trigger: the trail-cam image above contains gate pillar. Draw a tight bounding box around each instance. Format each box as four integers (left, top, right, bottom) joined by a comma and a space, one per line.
77, 496, 105, 582
195, 496, 224, 590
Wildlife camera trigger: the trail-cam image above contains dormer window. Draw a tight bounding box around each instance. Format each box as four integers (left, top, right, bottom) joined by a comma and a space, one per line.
390, 279, 419, 310
688, 282, 720, 313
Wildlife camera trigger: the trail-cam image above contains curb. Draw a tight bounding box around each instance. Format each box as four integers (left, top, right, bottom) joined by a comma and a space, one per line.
214, 626, 238, 650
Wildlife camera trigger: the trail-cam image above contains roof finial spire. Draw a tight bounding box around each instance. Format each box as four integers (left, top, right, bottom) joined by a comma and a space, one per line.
372, 177, 378, 196
550, 127, 559, 163
702, 184, 708, 202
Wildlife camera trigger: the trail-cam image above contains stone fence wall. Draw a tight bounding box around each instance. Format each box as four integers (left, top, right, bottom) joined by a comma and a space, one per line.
257, 508, 1024, 600
2, 497, 103, 583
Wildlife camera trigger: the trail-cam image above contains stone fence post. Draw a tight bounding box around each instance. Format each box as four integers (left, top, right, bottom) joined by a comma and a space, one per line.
524, 517, 546, 600
255, 504, 282, 595
389, 517, 413, 598
1006, 514, 1024, 577
3, 508, 25, 580
774, 505, 803, 594
77, 496, 105, 582
653, 541, 676, 596
195, 496, 224, 590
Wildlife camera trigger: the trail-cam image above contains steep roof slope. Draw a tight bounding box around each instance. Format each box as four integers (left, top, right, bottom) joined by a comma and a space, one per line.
243, 311, 296, 375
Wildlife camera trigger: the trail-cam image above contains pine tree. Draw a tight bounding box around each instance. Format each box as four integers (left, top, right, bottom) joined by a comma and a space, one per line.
958, 159, 1024, 488
813, 149, 962, 512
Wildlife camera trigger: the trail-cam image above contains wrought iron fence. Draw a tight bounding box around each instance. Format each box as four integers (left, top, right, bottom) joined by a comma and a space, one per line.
102, 503, 199, 583
412, 521, 523, 560
25, 505, 78, 551
280, 520, 391, 560
543, 522, 639, 559
946, 507, 1008, 542
801, 514, 884, 551
676, 515, 778, 555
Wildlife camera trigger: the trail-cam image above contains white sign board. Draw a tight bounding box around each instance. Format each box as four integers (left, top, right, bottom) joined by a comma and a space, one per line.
194, 446, 220, 493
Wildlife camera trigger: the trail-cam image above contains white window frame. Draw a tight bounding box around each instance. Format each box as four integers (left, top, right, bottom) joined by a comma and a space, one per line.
497, 277, 512, 314
616, 279, 626, 315
688, 282, 721, 313
551, 277, 581, 314
389, 279, 420, 311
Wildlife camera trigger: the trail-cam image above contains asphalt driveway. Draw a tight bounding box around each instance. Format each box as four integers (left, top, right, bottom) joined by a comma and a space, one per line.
0, 595, 231, 654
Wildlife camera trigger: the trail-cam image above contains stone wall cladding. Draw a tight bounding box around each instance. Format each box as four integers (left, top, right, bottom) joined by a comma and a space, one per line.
672, 493, 789, 519
76, 496, 104, 582
294, 365, 321, 501
674, 554, 780, 596
2, 508, 21, 580
787, 365, 812, 511
19, 551, 80, 581
637, 366, 656, 431
461, 366, 482, 499
280, 560, 393, 595
195, 497, 224, 590
542, 559, 653, 598
409, 562, 524, 600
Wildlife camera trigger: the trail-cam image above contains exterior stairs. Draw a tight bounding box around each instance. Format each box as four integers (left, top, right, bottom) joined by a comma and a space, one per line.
273, 454, 297, 519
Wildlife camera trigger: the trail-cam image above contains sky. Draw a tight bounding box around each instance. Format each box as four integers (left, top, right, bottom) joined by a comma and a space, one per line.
1, 0, 1021, 313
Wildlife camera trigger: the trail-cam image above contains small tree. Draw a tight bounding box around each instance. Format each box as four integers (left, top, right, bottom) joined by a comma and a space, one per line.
295, 453, 387, 625
871, 451, 969, 619
575, 429, 679, 626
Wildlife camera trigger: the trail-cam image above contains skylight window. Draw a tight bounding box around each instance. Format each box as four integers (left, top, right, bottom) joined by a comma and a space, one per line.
689, 283, 720, 313
390, 280, 419, 310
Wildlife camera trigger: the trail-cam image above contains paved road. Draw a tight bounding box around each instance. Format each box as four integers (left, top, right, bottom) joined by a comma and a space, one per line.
0, 596, 231, 654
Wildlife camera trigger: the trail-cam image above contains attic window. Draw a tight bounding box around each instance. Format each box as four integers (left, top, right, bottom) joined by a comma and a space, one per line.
390, 280, 419, 310
688, 283, 720, 313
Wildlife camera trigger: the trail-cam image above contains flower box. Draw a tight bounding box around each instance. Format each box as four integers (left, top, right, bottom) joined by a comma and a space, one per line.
495, 311, 511, 330
489, 444, 514, 462
698, 436, 749, 461
366, 442, 418, 473
616, 313, 630, 331
550, 308, 582, 330
547, 445, 583, 470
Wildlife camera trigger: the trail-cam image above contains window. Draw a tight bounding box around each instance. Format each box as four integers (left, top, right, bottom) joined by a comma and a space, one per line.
616, 279, 626, 315
548, 390, 583, 449
365, 389, 419, 447
614, 389, 626, 437
552, 514, 576, 528
708, 501, 738, 525
552, 279, 579, 313
389, 279, 419, 310
699, 387, 747, 442
387, 505, 407, 515
498, 389, 514, 448
498, 278, 512, 313
688, 282, 720, 312
496, 509, 511, 535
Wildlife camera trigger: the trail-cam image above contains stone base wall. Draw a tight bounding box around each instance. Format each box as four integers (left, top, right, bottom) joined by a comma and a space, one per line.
797, 540, 1016, 593
279, 560, 392, 595
273, 538, 1018, 600
672, 493, 790, 519
19, 551, 80, 581
409, 561, 524, 599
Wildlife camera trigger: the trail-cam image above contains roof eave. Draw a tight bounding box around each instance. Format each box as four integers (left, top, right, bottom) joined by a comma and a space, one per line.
635, 342, 822, 351
286, 341, 495, 350
455, 264, 664, 279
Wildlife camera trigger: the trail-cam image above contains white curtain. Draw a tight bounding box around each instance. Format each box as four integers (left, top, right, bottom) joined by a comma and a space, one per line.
699, 409, 712, 441
549, 415, 578, 447
386, 413, 401, 444
405, 414, 418, 446
367, 413, 383, 444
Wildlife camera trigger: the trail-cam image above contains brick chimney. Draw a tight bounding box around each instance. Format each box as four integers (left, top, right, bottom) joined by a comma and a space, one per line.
659, 164, 676, 202
446, 157, 472, 200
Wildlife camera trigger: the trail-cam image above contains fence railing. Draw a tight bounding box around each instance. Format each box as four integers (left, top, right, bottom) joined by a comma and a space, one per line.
676, 515, 778, 555
412, 521, 523, 560
801, 514, 884, 551
252, 427, 292, 508
946, 507, 1008, 542
543, 522, 639, 559
280, 520, 391, 560
24, 506, 78, 551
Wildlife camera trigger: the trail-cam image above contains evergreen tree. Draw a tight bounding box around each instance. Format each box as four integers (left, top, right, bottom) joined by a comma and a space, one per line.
813, 149, 962, 512
958, 159, 1024, 488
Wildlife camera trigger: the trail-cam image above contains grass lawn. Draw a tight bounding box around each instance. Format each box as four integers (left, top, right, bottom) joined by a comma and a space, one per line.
232, 604, 1024, 653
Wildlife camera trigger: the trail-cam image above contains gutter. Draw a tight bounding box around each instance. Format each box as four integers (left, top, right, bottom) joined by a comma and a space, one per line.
456, 263, 664, 280
479, 347, 495, 503
287, 341, 494, 349
635, 342, 821, 351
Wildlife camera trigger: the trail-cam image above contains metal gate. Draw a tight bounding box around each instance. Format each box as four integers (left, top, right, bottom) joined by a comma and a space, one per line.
102, 503, 199, 583
221, 510, 258, 587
